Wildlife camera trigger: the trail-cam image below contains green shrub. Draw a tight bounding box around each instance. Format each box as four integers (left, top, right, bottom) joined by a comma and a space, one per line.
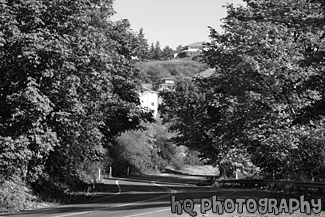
169, 157, 185, 170
0, 176, 34, 212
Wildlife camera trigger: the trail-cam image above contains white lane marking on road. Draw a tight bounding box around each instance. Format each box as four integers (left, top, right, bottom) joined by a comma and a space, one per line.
108, 181, 177, 217
53, 211, 94, 217
52, 180, 122, 217
115, 180, 122, 195
120, 185, 237, 217
100, 179, 122, 198
108, 182, 176, 209
151, 181, 177, 194
122, 208, 171, 217
79, 179, 121, 204
53, 179, 177, 217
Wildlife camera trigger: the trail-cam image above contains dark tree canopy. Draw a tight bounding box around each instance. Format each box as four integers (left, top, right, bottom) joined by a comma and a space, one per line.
0, 0, 153, 188
160, 0, 325, 179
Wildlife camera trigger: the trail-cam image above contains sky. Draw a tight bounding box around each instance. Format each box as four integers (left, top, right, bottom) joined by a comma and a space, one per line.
111, 0, 245, 49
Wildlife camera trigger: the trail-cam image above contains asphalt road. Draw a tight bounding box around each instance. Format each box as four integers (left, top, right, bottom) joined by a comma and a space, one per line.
2, 174, 325, 217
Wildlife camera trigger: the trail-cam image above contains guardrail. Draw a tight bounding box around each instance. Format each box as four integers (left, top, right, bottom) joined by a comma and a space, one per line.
215, 179, 325, 193
162, 169, 325, 193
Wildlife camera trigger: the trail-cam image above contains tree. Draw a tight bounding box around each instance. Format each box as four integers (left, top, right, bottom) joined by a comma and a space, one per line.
153, 41, 162, 60
202, 0, 325, 178
111, 120, 185, 175
162, 46, 174, 59
0, 0, 153, 192
134, 28, 149, 60
148, 43, 155, 60
160, 0, 325, 179
159, 78, 242, 176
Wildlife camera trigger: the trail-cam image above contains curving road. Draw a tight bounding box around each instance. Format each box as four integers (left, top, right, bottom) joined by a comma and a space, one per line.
2, 174, 324, 217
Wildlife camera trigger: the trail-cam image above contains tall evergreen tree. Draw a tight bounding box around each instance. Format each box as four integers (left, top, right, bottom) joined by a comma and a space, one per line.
134, 28, 149, 60
153, 41, 162, 60
148, 43, 155, 60
162, 46, 174, 59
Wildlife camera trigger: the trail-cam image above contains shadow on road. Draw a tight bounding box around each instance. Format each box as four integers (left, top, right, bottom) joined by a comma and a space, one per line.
3, 174, 325, 216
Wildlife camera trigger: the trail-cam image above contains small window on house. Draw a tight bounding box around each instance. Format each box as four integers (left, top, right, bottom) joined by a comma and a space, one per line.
151, 102, 154, 106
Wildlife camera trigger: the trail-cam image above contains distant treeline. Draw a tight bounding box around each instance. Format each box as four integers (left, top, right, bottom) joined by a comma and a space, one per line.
135, 28, 185, 60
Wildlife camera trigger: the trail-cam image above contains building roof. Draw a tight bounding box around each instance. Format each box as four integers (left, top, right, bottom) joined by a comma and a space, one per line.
142, 83, 153, 89
185, 42, 203, 48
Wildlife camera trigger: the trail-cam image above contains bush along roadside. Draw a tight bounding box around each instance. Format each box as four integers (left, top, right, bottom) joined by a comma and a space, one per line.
0, 176, 52, 213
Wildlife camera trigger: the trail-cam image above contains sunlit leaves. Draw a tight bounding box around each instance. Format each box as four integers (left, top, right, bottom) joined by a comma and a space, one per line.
0, 0, 153, 187
160, 0, 325, 179
201, 0, 325, 178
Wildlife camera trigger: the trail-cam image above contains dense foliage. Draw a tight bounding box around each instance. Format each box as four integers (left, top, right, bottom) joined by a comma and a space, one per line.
160, 0, 325, 180
0, 0, 153, 206
111, 121, 200, 176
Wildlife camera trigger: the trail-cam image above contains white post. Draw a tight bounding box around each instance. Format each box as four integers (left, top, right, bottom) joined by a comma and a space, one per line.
98, 167, 101, 180
92, 177, 96, 189
109, 166, 113, 178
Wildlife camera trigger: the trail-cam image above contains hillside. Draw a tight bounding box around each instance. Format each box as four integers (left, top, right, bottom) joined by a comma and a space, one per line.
136, 58, 209, 85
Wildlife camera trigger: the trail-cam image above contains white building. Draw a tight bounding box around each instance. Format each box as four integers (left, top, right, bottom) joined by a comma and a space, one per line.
157, 77, 175, 91
139, 86, 158, 117
174, 42, 204, 58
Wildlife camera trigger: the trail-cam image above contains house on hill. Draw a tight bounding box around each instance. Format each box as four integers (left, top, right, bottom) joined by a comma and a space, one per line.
174, 42, 203, 58
139, 78, 176, 117
157, 77, 175, 91
139, 84, 158, 117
